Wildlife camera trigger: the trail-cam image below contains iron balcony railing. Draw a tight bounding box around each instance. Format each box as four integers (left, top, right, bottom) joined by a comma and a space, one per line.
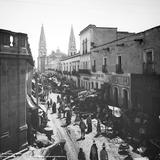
102, 65, 108, 73
116, 64, 123, 74
79, 69, 91, 75
92, 65, 96, 72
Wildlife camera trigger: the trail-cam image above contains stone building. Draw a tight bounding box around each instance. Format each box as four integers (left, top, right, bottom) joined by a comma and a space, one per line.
37, 24, 47, 73
91, 25, 160, 116
0, 29, 34, 152
79, 24, 132, 90
45, 48, 66, 72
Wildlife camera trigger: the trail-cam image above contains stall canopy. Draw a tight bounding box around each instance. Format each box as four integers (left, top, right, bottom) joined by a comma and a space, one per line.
26, 94, 37, 110
108, 105, 122, 117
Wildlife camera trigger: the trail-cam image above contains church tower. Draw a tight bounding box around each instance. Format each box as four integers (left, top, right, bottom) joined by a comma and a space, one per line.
37, 24, 47, 73
68, 25, 77, 56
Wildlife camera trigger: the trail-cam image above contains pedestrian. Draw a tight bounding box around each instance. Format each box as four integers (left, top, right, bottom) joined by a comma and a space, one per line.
79, 118, 87, 140
52, 102, 56, 113
58, 102, 62, 118
66, 109, 71, 125
90, 140, 99, 160
96, 119, 101, 137
47, 100, 50, 110
78, 148, 86, 160
57, 95, 60, 103
100, 143, 108, 160
50, 98, 52, 106
86, 115, 92, 133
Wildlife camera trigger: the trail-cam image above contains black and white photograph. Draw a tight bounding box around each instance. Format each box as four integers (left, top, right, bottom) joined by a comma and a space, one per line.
0, 0, 160, 159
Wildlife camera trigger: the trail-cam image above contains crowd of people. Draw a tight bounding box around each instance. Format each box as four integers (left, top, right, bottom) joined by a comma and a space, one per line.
37, 73, 155, 160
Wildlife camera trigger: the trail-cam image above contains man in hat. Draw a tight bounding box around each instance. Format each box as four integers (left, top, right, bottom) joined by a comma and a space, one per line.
78, 148, 86, 160
79, 118, 86, 140
96, 119, 101, 137
90, 140, 99, 160
86, 115, 92, 133
100, 143, 108, 160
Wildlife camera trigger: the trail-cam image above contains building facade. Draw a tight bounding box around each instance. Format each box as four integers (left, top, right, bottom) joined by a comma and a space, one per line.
79, 24, 118, 90
91, 25, 160, 115
37, 25, 47, 73
60, 26, 80, 87
0, 29, 34, 152
45, 48, 66, 72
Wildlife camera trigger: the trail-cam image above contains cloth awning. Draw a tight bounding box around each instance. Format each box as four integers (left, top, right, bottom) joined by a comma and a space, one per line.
27, 95, 37, 110
108, 105, 121, 117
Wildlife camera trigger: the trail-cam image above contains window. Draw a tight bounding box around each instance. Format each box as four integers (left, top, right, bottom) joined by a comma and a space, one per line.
113, 87, 118, 106
118, 56, 121, 65
94, 60, 96, 66
144, 50, 154, 63
82, 40, 85, 54
92, 82, 94, 88
143, 49, 155, 74
85, 38, 87, 54
96, 82, 98, 89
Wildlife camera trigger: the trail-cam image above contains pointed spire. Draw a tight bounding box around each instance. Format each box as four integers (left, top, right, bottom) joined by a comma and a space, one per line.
38, 24, 47, 73
38, 24, 47, 57
39, 24, 46, 49
68, 25, 77, 56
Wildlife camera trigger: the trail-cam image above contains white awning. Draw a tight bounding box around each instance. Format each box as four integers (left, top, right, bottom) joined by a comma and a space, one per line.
108, 105, 121, 117
27, 95, 37, 110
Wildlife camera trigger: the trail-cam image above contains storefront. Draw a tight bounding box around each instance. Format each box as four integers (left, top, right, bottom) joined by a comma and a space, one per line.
110, 74, 131, 109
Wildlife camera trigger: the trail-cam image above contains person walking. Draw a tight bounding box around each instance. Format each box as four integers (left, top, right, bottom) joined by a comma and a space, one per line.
78, 148, 86, 160
79, 118, 87, 140
96, 119, 101, 137
86, 115, 92, 133
52, 102, 56, 113
90, 140, 99, 160
100, 143, 108, 160
66, 109, 71, 125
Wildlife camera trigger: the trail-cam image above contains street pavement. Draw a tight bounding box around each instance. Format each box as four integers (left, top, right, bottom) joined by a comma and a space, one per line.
48, 93, 79, 160
48, 92, 142, 160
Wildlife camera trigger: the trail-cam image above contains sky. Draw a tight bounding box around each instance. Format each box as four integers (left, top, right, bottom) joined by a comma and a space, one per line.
0, 0, 160, 66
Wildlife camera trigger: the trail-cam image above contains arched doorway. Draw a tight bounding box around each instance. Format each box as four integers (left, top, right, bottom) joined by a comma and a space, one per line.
123, 89, 128, 109
113, 87, 118, 106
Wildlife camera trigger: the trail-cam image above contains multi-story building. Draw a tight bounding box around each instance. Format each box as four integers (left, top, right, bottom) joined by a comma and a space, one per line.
61, 26, 80, 87
91, 25, 160, 117
0, 29, 34, 152
79, 24, 131, 90
37, 25, 47, 73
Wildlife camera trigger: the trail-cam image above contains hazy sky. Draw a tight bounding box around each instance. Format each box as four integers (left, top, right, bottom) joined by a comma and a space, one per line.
0, 0, 160, 65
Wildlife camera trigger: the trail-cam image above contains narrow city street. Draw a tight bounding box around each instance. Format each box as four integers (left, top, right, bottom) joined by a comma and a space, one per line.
1, 1, 160, 159
48, 93, 79, 160
47, 92, 142, 160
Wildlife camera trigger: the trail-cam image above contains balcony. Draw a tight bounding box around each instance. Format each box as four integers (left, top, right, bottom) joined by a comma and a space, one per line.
92, 65, 96, 72
143, 62, 155, 74
102, 65, 108, 73
72, 70, 79, 77
116, 64, 123, 74
63, 71, 69, 75
79, 69, 91, 75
